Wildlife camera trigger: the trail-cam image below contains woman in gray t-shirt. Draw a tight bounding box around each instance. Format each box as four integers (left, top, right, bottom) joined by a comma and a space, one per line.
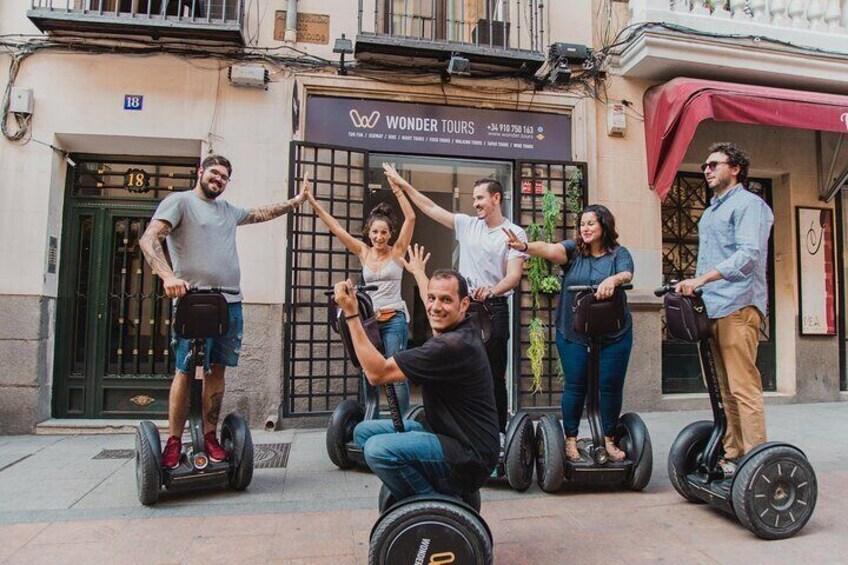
506, 204, 634, 463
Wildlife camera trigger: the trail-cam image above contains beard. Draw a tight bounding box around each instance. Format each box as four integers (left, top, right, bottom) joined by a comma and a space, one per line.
200, 178, 221, 199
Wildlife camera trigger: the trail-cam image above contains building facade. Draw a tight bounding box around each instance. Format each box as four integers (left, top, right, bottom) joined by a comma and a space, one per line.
1, 0, 846, 433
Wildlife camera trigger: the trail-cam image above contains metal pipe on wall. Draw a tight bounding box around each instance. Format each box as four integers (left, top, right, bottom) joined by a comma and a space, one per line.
285, 0, 298, 42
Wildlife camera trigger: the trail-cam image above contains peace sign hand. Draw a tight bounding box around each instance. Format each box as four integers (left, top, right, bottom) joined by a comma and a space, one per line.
502, 227, 527, 252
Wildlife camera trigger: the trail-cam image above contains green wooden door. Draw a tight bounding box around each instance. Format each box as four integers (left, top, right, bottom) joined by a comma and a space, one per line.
54, 157, 196, 418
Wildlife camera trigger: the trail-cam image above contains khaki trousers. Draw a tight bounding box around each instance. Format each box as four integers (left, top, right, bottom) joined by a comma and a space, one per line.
710, 306, 767, 459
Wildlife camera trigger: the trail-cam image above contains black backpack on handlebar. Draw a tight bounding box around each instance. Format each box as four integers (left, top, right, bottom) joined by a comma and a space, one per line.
663, 293, 712, 343
173, 293, 229, 339
327, 292, 384, 368
572, 288, 627, 337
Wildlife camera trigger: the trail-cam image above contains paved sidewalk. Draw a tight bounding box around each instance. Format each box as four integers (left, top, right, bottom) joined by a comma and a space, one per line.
0, 402, 846, 564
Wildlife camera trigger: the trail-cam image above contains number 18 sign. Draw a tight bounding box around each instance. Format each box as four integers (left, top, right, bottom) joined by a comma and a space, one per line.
123, 95, 143, 111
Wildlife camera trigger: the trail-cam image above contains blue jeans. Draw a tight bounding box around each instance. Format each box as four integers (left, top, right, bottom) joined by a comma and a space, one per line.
172, 302, 243, 374
556, 328, 632, 437
379, 312, 409, 414
354, 419, 461, 501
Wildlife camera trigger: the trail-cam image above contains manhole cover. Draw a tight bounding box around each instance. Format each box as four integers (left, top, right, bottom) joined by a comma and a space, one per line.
254, 443, 291, 469
93, 449, 135, 460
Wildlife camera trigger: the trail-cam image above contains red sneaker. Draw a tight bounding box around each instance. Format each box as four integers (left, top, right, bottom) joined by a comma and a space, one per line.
162, 435, 182, 469
204, 431, 229, 463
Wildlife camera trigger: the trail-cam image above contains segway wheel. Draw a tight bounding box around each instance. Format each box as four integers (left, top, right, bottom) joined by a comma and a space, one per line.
667, 420, 712, 503
222, 413, 254, 490
616, 412, 653, 491
326, 399, 364, 470
135, 421, 162, 505
535, 414, 564, 493
379, 484, 482, 514
731, 445, 818, 540
403, 404, 427, 425
505, 413, 535, 492
369, 499, 493, 565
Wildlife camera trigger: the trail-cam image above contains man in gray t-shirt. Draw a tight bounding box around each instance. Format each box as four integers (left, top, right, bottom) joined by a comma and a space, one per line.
140, 154, 308, 469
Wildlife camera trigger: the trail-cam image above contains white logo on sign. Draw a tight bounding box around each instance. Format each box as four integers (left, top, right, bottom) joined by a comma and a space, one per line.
349, 109, 381, 129
842, 112, 848, 131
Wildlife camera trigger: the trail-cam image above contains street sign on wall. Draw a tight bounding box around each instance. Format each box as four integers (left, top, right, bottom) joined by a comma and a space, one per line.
305, 96, 572, 161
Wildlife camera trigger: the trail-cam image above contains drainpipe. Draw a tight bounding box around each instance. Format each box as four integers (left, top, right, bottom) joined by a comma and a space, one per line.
285, 0, 298, 43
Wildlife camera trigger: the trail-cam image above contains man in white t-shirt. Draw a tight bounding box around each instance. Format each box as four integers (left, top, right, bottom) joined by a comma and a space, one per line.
384, 164, 527, 434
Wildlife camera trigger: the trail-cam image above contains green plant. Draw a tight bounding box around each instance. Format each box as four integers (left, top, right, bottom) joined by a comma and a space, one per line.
527, 318, 546, 394
565, 168, 583, 217
525, 186, 567, 393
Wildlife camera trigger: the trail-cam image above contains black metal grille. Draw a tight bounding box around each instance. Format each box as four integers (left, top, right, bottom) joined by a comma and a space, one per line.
106, 216, 173, 379
92, 449, 136, 459
364, 0, 547, 52
284, 143, 371, 416
254, 443, 291, 469
661, 173, 775, 393
514, 161, 586, 411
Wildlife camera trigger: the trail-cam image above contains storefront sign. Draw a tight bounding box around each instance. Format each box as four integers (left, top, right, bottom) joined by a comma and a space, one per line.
306, 96, 572, 161
797, 207, 836, 335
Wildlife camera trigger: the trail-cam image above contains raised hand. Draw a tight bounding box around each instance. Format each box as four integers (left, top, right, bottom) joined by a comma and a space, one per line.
382, 163, 406, 189
398, 243, 431, 276
298, 171, 313, 205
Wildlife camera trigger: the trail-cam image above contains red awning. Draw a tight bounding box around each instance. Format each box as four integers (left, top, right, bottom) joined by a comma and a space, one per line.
644, 78, 848, 201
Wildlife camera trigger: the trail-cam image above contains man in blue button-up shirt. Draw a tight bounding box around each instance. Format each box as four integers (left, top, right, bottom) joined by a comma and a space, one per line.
675, 142, 774, 477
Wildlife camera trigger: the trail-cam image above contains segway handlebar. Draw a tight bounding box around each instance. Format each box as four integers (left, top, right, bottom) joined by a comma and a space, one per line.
189, 285, 240, 294
654, 283, 703, 297
566, 284, 633, 292
322, 284, 379, 296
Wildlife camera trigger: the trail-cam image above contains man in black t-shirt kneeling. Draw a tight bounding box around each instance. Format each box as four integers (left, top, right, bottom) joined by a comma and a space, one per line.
333, 268, 499, 501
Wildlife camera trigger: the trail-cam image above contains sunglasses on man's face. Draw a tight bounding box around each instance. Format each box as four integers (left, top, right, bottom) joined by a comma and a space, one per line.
700, 160, 729, 173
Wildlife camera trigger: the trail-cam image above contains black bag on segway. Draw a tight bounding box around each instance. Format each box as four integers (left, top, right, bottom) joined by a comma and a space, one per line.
173, 292, 229, 339
572, 288, 627, 337
327, 292, 383, 368
663, 293, 712, 342
467, 300, 494, 345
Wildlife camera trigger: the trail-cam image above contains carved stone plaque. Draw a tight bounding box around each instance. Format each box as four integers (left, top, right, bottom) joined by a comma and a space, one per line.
274, 12, 330, 44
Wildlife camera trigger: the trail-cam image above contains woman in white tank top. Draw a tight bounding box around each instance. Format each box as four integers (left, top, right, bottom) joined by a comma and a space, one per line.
304, 163, 416, 413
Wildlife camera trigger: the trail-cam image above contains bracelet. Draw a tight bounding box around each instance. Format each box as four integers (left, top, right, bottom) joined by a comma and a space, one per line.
522, 241, 529, 252
345, 313, 360, 320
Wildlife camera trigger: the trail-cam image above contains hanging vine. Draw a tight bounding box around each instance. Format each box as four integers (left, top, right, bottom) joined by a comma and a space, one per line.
526, 185, 565, 393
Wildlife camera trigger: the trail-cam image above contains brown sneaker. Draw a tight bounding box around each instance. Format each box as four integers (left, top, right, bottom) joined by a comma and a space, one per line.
604, 436, 626, 461
162, 435, 182, 469
565, 437, 580, 461
204, 431, 229, 463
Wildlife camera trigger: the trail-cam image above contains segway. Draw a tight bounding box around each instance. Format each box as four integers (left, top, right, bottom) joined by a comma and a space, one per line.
468, 300, 535, 492
322, 289, 493, 564
656, 283, 817, 539
535, 284, 653, 493
135, 286, 254, 505
325, 285, 424, 470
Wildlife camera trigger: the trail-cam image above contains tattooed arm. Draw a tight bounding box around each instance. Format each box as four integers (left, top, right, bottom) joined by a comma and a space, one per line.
140, 219, 189, 298
242, 178, 310, 224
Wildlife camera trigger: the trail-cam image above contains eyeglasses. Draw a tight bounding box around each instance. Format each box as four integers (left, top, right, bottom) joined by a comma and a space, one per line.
700, 160, 729, 173
207, 169, 230, 182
